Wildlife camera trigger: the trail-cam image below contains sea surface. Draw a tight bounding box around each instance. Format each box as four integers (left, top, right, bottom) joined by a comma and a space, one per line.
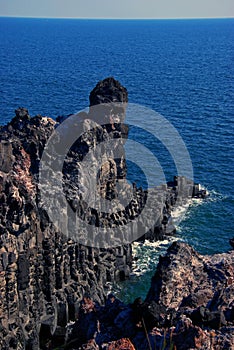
0, 17, 233, 301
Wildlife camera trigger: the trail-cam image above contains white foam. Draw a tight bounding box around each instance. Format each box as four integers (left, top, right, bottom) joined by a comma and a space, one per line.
206, 189, 228, 202
130, 187, 211, 277
143, 237, 179, 247
171, 191, 207, 226
131, 237, 180, 277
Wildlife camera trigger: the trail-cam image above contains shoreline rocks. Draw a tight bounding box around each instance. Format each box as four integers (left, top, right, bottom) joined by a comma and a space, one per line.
0, 78, 211, 349
66, 241, 234, 350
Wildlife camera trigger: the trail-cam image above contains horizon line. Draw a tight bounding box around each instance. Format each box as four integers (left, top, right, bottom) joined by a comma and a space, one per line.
0, 15, 234, 20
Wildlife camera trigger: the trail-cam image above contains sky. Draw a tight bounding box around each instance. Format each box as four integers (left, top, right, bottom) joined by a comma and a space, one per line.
0, 0, 233, 19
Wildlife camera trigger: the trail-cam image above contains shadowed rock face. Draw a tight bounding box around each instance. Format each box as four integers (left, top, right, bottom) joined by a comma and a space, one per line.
89, 77, 128, 106
0, 78, 133, 349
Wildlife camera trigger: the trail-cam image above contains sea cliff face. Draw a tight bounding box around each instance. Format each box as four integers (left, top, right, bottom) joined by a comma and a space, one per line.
0, 78, 217, 349
0, 112, 132, 348
0, 78, 134, 349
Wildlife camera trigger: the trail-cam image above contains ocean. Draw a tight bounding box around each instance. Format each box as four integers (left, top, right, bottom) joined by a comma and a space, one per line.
0, 17, 233, 301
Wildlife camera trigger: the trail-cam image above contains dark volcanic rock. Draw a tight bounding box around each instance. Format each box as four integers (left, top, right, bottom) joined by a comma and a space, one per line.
230, 237, 234, 249
0, 79, 133, 349
146, 242, 234, 316
0, 79, 209, 349
73, 242, 234, 350
89, 77, 128, 106
144, 241, 234, 349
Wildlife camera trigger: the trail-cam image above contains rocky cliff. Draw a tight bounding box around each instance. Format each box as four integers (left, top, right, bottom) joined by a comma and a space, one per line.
0, 78, 133, 349
145, 241, 234, 349
0, 78, 207, 349
65, 241, 233, 350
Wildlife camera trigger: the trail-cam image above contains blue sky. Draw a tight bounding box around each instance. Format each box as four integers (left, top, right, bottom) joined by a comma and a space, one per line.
0, 0, 233, 18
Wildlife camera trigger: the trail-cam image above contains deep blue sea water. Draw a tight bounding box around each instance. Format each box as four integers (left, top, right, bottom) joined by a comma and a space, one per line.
0, 17, 233, 300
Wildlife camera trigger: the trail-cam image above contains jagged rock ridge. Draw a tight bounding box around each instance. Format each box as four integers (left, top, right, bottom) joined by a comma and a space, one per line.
0, 78, 207, 349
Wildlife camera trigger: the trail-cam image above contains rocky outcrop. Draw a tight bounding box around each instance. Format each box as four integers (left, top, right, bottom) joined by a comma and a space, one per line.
66, 241, 233, 350
89, 77, 128, 106
0, 78, 133, 349
0, 78, 208, 349
145, 241, 234, 349
146, 241, 234, 315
